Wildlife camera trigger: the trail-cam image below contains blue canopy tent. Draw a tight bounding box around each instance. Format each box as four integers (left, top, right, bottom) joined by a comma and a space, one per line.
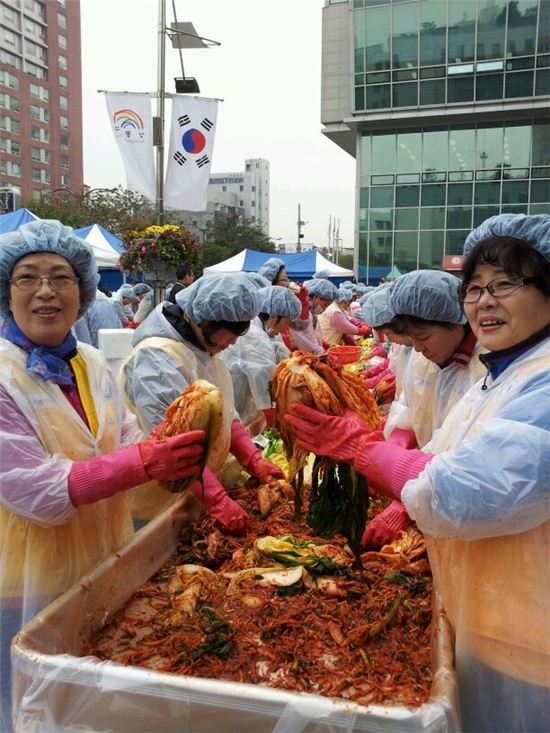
0, 208, 39, 233
203, 248, 354, 284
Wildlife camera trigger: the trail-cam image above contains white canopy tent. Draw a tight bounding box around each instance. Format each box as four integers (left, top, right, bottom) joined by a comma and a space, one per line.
203, 248, 353, 281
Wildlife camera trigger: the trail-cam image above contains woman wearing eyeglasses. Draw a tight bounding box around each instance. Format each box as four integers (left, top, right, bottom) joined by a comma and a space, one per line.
0, 220, 205, 732
285, 214, 550, 732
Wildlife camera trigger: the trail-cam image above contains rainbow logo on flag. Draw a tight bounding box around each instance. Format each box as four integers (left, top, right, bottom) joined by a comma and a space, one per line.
113, 108, 144, 130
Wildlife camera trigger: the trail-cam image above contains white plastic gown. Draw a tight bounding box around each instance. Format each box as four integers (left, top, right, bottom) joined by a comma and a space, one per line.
387, 343, 412, 395
384, 343, 486, 448
119, 304, 235, 520
0, 339, 138, 732
84, 294, 123, 347
402, 338, 550, 732
222, 317, 281, 431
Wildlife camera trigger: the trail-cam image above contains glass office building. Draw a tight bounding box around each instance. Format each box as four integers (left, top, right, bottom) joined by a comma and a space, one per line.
321, 0, 550, 280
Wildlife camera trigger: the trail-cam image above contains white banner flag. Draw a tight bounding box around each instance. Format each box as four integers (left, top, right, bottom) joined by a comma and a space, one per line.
104, 92, 155, 201
164, 96, 218, 211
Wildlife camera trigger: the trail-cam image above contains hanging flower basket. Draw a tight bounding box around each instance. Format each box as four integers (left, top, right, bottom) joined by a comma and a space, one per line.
119, 225, 201, 284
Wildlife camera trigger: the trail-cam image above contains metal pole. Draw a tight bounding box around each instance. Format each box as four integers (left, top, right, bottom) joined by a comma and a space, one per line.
297, 203, 301, 253
156, 0, 166, 226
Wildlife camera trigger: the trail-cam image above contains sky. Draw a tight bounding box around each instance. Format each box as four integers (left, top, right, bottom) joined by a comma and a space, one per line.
80, 0, 356, 249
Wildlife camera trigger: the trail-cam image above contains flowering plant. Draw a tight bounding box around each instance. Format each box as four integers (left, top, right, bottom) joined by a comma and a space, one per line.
119, 224, 201, 278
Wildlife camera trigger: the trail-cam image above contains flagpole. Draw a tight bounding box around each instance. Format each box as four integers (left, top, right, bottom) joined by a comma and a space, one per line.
155, 0, 166, 225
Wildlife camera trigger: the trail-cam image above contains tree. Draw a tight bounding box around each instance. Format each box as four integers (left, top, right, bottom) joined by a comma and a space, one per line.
204, 212, 276, 256
25, 186, 156, 237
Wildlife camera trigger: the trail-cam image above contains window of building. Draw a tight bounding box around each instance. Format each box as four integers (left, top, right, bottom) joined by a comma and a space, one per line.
57, 11, 66, 28
59, 94, 68, 110
2, 4, 17, 24
222, 185, 226, 191
24, 0, 46, 19
0, 161, 6, 174
58, 34, 67, 49
60, 134, 69, 148
0, 50, 20, 69
60, 115, 69, 128
10, 141, 21, 156
1, 115, 20, 133
477, 0, 506, 61
59, 75, 68, 88
61, 174, 70, 187
239, 200, 244, 206
476, 73, 503, 100
24, 17, 47, 40
58, 54, 67, 70
2, 29, 20, 51
26, 40, 47, 61
0, 70, 19, 89
60, 155, 69, 168
26, 62, 47, 79
536, 68, 550, 95
32, 168, 42, 182
31, 147, 41, 161
505, 71, 534, 97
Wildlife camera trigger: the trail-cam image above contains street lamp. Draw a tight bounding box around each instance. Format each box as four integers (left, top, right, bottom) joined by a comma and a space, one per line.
297, 204, 308, 253
154, 4, 219, 225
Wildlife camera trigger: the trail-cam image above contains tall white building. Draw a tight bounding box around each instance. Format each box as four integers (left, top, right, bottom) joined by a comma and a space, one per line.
207, 157, 270, 234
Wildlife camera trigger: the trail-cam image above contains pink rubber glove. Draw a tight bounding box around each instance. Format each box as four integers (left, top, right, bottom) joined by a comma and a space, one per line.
230, 419, 285, 480
295, 284, 309, 320
263, 407, 276, 428
68, 431, 205, 507
365, 344, 387, 360
285, 404, 383, 463
189, 467, 250, 535
364, 359, 389, 379
361, 501, 411, 549
354, 442, 434, 500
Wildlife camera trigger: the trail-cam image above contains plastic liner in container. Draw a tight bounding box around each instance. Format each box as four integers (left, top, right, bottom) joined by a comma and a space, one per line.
12, 493, 460, 733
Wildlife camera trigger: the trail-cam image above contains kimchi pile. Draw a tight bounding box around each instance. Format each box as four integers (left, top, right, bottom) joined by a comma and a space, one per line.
87, 484, 433, 707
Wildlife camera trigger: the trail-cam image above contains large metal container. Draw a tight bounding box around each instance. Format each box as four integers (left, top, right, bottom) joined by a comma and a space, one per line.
12, 494, 460, 733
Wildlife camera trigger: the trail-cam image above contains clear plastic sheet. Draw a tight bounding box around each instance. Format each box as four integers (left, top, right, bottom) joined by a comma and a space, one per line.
12, 494, 460, 733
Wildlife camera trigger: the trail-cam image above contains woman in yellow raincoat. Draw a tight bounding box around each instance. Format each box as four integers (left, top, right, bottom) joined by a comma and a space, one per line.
0, 220, 205, 732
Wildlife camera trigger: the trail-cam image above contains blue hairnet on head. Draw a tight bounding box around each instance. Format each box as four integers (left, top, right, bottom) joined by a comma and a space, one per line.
258, 285, 301, 319
314, 269, 332, 279
244, 272, 271, 289
362, 286, 395, 328
257, 257, 285, 284
463, 213, 550, 261
302, 278, 315, 289
118, 285, 136, 299
307, 279, 339, 300
389, 270, 466, 324
133, 283, 152, 296
176, 272, 261, 323
337, 288, 354, 303
0, 219, 99, 319
340, 280, 355, 290
358, 286, 377, 306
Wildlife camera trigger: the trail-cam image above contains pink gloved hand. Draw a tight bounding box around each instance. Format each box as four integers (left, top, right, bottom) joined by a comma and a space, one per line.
354, 441, 434, 500
68, 430, 205, 507
361, 501, 411, 549
365, 344, 387, 360
364, 359, 390, 379
229, 419, 283, 480
387, 427, 417, 449
247, 452, 285, 482
285, 404, 383, 463
189, 467, 250, 535
263, 407, 276, 428
296, 284, 309, 319
138, 432, 206, 481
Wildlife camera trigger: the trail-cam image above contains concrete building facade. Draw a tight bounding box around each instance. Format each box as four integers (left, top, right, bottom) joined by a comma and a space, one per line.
0, 0, 83, 208
321, 0, 550, 281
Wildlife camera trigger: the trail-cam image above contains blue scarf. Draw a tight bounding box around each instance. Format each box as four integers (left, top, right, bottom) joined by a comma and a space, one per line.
4, 317, 78, 386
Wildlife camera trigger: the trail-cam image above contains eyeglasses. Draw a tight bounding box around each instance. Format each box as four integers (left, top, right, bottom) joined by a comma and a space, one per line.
10, 274, 80, 292
458, 276, 535, 304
